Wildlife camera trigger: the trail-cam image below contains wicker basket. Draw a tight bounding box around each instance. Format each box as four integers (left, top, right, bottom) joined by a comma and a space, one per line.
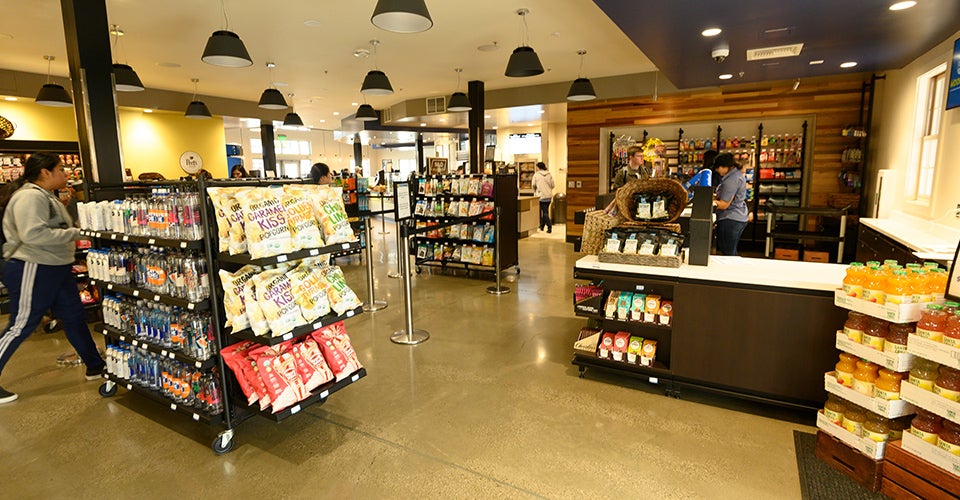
598, 251, 683, 268
580, 210, 622, 255
615, 178, 688, 223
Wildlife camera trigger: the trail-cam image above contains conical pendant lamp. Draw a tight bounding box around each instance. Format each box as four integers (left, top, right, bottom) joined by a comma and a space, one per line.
371, 0, 433, 33
355, 103, 379, 121
566, 50, 597, 101
110, 26, 144, 92
447, 68, 471, 112
504, 9, 544, 77
201, 1, 252, 68
258, 62, 288, 110
184, 78, 212, 119
360, 40, 394, 95
35, 55, 73, 107
283, 93, 304, 127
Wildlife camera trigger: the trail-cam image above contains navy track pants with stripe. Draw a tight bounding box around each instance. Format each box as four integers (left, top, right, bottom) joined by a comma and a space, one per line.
0, 259, 104, 376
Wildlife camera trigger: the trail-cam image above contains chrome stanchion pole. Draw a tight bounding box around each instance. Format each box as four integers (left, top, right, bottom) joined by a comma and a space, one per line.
387, 219, 403, 279
486, 206, 511, 295
362, 217, 387, 312
391, 221, 429, 345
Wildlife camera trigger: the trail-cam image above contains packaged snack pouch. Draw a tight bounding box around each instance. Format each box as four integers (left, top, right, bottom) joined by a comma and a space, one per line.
630, 294, 646, 322
481, 247, 494, 266
207, 187, 248, 254
459, 224, 471, 241
468, 178, 481, 195
605, 291, 620, 318
287, 263, 332, 322
472, 225, 485, 242
205, 187, 233, 253
417, 178, 426, 195
627, 336, 644, 364
253, 268, 307, 337
599, 332, 615, 359
658, 300, 673, 326
480, 178, 494, 197
644, 295, 661, 323
255, 344, 308, 412
291, 337, 335, 392
451, 246, 462, 262
612, 331, 631, 362
243, 276, 270, 337
245, 345, 275, 409
617, 292, 633, 320
235, 188, 294, 259
483, 225, 495, 243
305, 185, 355, 244
640, 339, 658, 367
433, 244, 443, 261
312, 323, 362, 381
652, 195, 669, 219
220, 341, 261, 405
446, 200, 459, 217
635, 195, 652, 220
604, 233, 622, 253
639, 236, 657, 256
321, 265, 362, 315
458, 200, 470, 217
622, 234, 639, 254
417, 243, 430, 259
279, 185, 325, 251
219, 265, 260, 330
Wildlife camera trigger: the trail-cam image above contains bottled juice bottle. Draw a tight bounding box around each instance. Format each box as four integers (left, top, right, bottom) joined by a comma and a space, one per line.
910, 269, 931, 303
930, 268, 948, 302
862, 265, 887, 304
944, 312, 960, 348
842, 262, 867, 298
884, 269, 913, 305
916, 304, 948, 342
882, 259, 899, 269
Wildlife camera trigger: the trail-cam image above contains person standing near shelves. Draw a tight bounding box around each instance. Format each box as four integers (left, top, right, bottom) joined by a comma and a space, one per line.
309, 162, 334, 185
531, 162, 555, 233
611, 145, 651, 190
712, 153, 748, 256
0, 152, 106, 404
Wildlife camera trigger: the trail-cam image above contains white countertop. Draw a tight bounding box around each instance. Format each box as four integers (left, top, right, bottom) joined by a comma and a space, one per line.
575, 254, 847, 292
860, 212, 960, 256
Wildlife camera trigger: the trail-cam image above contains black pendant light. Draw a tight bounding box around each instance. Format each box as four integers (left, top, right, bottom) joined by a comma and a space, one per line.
447, 68, 471, 112
371, 0, 433, 33
355, 103, 379, 122
566, 50, 597, 101
110, 26, 144, 92
360, 40, 394, 96
201, 1, 252, 68
258, 62, 288, 110
35, 55, 73, 107
283, 93, 304, 127
184, 78, 212, 119
504, 9, 544, 78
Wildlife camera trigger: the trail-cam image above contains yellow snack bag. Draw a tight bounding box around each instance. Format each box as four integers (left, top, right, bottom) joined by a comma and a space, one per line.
235, 188, 295, 259
253, 267, 307, 337
207, 187, 247, 254
219, 264, 260, 330
304, 185, 356, 244
279, 185, 325, 251
242, 277, 269, 336
287, 262, 331, 322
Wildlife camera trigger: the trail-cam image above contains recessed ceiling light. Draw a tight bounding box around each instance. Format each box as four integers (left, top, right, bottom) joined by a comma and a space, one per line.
319, 119, 325, 123
484, 115, 491, 119
439, 118, 446, 122
840, 61, 858, 68
157, 62, 181, 68
273, 81, 288, 87
4, 96, 17, 101
304, 19, 322, 27
420, 123, 426, 127
493, 126, 498, 129
351, 102, 358, 106
809, 59, 824, 65
889, 1, 916, 10
333, 111, 340, 116
477, 42, 500, 52
527, 123, 534, 126
718, 74, 733, 80
143, 108, 153, 113
701, 27, 722, 37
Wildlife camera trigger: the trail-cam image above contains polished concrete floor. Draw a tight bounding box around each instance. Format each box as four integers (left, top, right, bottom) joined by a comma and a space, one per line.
0, 221, 817, 498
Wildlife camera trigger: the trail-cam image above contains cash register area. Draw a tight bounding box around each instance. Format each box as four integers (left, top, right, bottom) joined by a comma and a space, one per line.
0, 225, 812, 498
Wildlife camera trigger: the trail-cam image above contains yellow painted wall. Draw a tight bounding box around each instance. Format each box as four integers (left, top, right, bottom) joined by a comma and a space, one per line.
118, 109, 227, 179
0, 99, 79, 141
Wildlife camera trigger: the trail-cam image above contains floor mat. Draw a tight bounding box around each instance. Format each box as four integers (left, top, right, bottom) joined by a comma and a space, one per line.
793, 431, 886, 500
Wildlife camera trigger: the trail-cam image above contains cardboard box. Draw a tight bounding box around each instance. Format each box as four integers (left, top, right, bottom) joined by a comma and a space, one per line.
774, 247, 800, 261
803, 250, 830, 262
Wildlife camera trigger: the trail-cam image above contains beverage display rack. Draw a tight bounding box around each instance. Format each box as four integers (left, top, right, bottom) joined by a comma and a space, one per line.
85, 178, 367, 454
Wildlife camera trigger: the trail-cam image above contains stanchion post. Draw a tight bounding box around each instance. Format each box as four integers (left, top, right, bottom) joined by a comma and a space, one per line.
362, 217, 387, 312
486, 206, 511, 295
391, 221, 429, 345
388, 219, 403, 279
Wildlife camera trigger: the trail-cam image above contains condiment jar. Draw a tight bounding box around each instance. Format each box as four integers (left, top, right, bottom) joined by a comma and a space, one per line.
910, 409, 944, 445
844, 311, 869, 344
835, 352, 859, 388
909, 358, 940, 392
842, 404, 868, 437
862, 317, 889, 351
824, 394, 847, 425
933, 366, 960, 402
884, 323, 913, 354
916, 304, 948, 342
853, 360, 881, 397
943, 311, 960, 349
874, 369, 905, 400
863, 414, 891, 442
889, 416, 912, 441
937, 420, 960, 456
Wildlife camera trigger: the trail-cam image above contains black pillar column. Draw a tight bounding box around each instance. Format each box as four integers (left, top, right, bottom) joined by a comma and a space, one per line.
261, 122, 277, 176
416, 133, 425, 175
353, 133, 362, 173
467, 80, 485, 175
60, 0, 123, 184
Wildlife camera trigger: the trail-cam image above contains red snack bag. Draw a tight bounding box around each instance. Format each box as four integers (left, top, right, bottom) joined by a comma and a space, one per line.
246, 345, 277, 410
255, 343, 307, 413
312, 322, 362, 381
324, 322, 362, 371
292, 337, 335, 392
220, 341, 262, 406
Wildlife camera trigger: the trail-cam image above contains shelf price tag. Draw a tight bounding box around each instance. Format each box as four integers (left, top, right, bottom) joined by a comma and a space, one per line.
168, 352, 176, 360
192, 413, 200, 421
351, 374, 360, 382
319, 390, 329, 399
341, 243, 350, 250
313, 322, 323, 330
127, 384, 133, 390
131, 340, 138, 347
180, 242, 187, 249
309, 249, 320, 256
195, 361, 202, 368
107, 284, 114, 290
276, 255, 288, 263
282, 332, 293, 341
122, 235, 129, 242
290, 404, 301, 415
170, 403, 177, 411
161, 350, 168, 357
148, 239, 156, 245
153, 295, 161, 302
346, 310, 355, 318
187, 303, 195, 311
133, 290, 140, 297
110, 234, 117, 240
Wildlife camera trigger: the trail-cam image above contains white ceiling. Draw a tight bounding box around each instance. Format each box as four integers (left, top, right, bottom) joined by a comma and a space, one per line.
0, 0, 654, 130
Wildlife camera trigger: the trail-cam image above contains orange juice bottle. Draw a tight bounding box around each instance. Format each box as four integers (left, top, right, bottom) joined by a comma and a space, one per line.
930, 268, 948, 302
862, 265, 887, 304
883, 259, 899, 269
842, 262, 867, 298
911, 269, 931, 303
884, 269, 913, 305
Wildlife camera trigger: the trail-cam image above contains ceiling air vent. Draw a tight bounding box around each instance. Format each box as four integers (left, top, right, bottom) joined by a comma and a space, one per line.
746, 43, 804, 61
380, 107, 392, 123
426, 96, 446, 114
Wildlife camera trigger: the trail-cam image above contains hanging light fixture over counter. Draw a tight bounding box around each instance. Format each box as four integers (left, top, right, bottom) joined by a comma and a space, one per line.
504, 9, 544, 78
184, 78, 212, 119
35, 55, 73, 107
566, 50, 596, 101
360, 40, 394, 95
447, 68, 471, 112
371, 0, 433, 33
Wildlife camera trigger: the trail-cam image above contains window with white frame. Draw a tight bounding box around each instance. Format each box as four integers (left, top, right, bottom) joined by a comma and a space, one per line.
907, 63, 947, 203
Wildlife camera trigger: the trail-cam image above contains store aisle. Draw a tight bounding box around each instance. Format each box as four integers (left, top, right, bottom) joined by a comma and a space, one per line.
0, 224, 815, 498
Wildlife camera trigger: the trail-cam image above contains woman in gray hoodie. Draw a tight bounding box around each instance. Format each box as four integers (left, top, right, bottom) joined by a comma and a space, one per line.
531, 162, 555, 233
0, 152, 105, 404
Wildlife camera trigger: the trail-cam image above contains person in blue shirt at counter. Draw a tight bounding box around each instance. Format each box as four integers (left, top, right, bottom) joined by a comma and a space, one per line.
712, 152, 749, 256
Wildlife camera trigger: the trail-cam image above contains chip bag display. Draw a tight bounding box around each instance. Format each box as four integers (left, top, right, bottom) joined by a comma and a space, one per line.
234, 188, 295, 259
253, 267, 307, 337
291, 337, 335, 392
219, 265, 260, 331
306, 185, 355, 244
313, 322, 362, 381
278, 185, 324, 251
321, 265, 362, 315
287, 262, 332, 322
207, 187, 247, 254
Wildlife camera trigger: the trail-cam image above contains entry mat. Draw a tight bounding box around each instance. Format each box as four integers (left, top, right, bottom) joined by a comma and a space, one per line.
793, 431, 886, 500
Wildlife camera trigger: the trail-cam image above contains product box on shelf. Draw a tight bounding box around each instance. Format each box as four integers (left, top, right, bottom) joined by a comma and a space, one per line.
835, 331, 916, 372
824, 372, 917, 418
816, 411, 887, 459
574, 328, 601, 354
834, 290, 936, 323
573, 293, 604, 316
907, 334, 960, 370
901, 431, 960, 478
900, 381, 960, 425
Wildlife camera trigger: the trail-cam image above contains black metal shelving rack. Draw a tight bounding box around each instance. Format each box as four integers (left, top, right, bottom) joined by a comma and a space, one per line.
86, 178, 367, 454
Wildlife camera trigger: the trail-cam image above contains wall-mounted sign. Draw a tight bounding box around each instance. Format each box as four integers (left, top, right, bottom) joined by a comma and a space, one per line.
179, 151, 203, 174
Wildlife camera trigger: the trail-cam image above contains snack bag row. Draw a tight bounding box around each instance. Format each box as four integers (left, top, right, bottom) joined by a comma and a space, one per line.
604, 228, 684, 257
417, 176, 494, 197
415, 221, 495, 243
603, 290, 673, 326
207, 184, 356, 259
219, 260, 362, 337
597, 331, 657, 367
220, 322, 362, 413
415, 242, 493, 266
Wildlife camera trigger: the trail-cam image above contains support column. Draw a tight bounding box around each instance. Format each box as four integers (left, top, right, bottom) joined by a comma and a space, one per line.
353, 133, 363, 173
467, 80, 485, 175
261, 122, 277, 176
59, 0, 123, 184
416, 133, 425, 175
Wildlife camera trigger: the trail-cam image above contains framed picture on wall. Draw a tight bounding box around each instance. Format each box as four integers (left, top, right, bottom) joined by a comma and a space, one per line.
428, 157, 448, 175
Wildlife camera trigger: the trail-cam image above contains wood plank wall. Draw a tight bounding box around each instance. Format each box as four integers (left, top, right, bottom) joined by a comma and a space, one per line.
566, 74, 869, 237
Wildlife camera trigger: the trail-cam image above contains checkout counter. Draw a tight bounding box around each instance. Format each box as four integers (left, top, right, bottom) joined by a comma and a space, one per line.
858, 211, 960, 266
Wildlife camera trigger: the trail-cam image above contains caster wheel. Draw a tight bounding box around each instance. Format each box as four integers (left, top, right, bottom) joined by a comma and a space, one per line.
515, 268, 521, 274
44, 319, 61, 333
212, 435, 234, 455
98, 382, 117, 397
415, 267, 422, 274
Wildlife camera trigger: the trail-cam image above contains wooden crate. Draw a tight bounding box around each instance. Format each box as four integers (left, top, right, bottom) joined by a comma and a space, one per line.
803, 250, 830, 263
814, 431, 883, 492
882, 440, 960, 499
775, 247, 800, 261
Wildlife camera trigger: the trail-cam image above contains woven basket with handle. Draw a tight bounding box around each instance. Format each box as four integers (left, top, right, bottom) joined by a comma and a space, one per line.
614, 178, 688, 223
